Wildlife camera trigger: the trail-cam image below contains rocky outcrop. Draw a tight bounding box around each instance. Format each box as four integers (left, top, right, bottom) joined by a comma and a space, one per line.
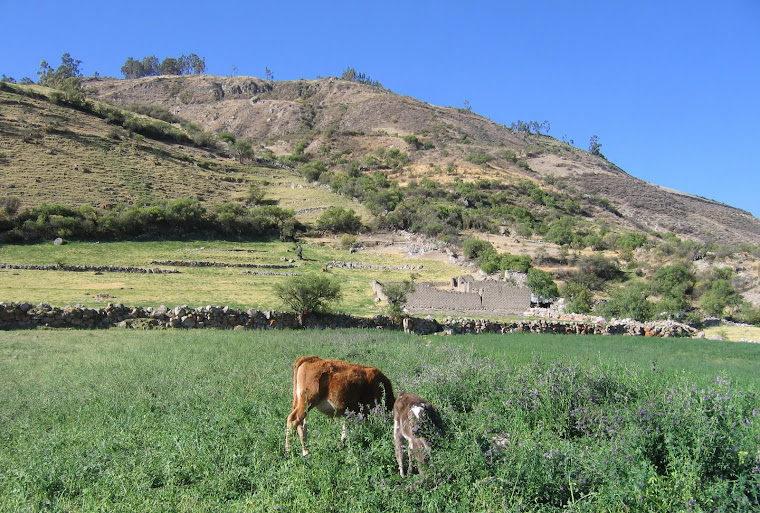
0, 302, 696, 337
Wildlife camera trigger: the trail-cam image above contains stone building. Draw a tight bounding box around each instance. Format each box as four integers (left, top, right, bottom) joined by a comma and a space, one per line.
373, 274, 532, 317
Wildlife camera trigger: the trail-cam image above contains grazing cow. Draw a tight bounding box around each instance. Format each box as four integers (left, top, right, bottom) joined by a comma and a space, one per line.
285, 356, 395, 456
393, 392, 442, 476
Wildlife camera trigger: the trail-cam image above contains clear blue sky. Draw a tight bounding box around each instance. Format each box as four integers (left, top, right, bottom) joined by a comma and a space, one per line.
2, 1, 758, 217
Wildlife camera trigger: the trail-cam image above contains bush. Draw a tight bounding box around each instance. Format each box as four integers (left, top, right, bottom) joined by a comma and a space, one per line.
700, 279, 742, 317
526, 268, 559, 301
562, 282, 594, 314
273, 274, 342, 314
596, 281, 655, 321
316, 207, 362, 233
382, 279, 416, 319
461, 238, 494, 260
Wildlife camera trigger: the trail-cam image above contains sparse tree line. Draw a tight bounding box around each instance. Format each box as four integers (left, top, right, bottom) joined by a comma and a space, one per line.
120, 54, 206, 79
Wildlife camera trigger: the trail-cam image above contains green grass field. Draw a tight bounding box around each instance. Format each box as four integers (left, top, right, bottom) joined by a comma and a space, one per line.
1, 329, 758, 512
0, 239, 461, 315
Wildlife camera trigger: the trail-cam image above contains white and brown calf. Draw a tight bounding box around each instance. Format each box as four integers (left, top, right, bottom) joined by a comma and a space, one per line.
285, 356, 395, 456
393, 392, 441, 476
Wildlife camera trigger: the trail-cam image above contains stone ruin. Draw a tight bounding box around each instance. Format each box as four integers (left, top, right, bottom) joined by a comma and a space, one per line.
373, 273, 532, 317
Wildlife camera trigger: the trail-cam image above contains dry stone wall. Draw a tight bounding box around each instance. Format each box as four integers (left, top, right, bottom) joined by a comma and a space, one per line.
0, 302, 696, 338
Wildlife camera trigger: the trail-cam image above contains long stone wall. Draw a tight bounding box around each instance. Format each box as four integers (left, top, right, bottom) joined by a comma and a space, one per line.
0, 302, 696, 338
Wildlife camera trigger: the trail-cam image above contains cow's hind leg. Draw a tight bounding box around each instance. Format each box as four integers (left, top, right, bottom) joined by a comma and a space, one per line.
394, 419, 406, 476
286, 397, 310, 456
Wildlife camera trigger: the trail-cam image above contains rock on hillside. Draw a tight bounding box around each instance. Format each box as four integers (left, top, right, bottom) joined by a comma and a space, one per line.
83, 75, 760, 248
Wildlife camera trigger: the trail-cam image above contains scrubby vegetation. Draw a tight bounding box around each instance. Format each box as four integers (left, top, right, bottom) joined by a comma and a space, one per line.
0, 199, 299, 242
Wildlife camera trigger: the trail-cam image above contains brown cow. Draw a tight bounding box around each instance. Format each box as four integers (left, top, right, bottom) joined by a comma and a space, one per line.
285, 356, 395, 456
393, 392, 442, 476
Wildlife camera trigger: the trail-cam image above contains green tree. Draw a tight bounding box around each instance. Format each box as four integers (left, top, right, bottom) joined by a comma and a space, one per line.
382, 279, 416, 319
651, 264, 694, 304
160, 57, 181, 75
562, 282, 593, 314
700, 279, 741, 317
233, 139, 254, 163
526, 268, 559, 301
37, 53, 82, 87
316, 207, 362, 233
121, 57, 145, 79
596, 281, 655, 322
274, 274, 342, 314
461, 238, 494, 260
589, 135, 603, 156
247, 183, 265, 205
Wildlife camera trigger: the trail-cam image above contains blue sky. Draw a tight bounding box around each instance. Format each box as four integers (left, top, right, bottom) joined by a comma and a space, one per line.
2, 1, 758, 217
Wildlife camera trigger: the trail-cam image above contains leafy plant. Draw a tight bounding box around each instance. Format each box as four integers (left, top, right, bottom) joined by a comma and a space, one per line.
274, 274, 342, 314
316, 207, 362, 233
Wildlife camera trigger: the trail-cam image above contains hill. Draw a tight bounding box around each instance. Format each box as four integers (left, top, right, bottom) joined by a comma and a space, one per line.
81, 74, 760, 248
2, 75, 760, 320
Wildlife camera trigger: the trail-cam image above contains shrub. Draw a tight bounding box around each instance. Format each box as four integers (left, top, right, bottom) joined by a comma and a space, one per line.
273, 274, 342, 314
700, 279, 742, 317
526, 268, 559, 301
461, 238, 494, 260
382, 279, 416, 319
596, 281, 655, 321
616, 231, 647, 251
402, 135, 422, 149
339, 234, 357, 251
466, 152, 493, 166
316, 207, 362, 233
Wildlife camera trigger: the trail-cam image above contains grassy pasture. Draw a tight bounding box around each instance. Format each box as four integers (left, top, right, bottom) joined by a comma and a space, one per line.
1, 329, 758, 512
0, 240, 460, 314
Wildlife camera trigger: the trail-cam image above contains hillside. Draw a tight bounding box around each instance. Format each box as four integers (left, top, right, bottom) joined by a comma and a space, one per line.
81, 74, 760, 248
0, 82, 369, 225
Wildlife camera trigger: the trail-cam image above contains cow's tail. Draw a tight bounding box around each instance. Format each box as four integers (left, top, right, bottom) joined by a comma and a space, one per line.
379, 373, 396, 411
292, 356, 318, 399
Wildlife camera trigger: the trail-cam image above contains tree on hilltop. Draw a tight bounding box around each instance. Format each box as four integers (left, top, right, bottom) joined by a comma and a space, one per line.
121, 54, 206, 79
37, 53, 83, 87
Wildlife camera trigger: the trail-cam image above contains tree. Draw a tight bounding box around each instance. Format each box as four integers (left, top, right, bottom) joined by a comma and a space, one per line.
37, 53, 83, 87
265, 67, 274, 81
121, 57, 145, 79
247, 183, 265, 205
316, 207, 362, 233
596, 281, 655, 322
160, 57, 181, 75
141, 56, 160, 76
526, 268, 559, 301
383, 279, 416, 319
700, 279, 741, 317
589, 135, 603, 156
233, 139, 254, 163
562, 282, 593, 314
274, 274, 342, 314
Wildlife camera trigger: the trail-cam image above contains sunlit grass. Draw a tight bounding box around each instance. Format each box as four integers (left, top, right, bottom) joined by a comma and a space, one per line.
1, 329, 758, 511
0, 239, 461, 313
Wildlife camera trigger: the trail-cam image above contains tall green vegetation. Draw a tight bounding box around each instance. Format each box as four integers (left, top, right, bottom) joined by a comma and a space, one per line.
274, 274, 343, 314
0, 199, 297, 242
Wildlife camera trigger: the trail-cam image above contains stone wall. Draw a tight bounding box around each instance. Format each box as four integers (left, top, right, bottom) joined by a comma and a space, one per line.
0, 302, 696, 338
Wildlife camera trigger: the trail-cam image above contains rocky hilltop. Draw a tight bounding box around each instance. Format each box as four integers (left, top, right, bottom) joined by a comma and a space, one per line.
82, 75, 760, 248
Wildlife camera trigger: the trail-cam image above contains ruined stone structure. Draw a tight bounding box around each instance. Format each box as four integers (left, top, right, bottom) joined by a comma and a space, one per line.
374, 275, 532, 316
